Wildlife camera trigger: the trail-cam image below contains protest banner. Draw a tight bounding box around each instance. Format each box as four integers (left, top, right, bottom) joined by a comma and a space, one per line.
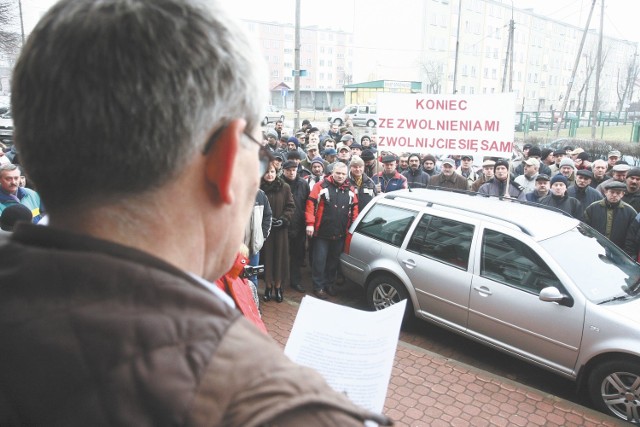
376, 92, 516, 158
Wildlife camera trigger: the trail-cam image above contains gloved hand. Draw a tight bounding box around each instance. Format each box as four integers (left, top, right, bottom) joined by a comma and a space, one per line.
271, 218, 284, 229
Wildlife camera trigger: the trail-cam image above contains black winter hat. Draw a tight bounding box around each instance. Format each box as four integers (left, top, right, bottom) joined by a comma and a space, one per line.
528, 146, 542, 158
494, 159, 510, 170
361, 149, 375, 161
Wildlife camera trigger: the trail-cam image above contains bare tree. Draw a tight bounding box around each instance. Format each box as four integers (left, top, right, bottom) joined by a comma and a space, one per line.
0, 1, 20, 56
576, 53, 596, 117
616, 56, 640, 115
420, 61, 443, 94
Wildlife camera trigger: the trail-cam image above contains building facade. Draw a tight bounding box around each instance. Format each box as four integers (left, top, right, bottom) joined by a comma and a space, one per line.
241, 1, 637, 115
241, 19, 353, 110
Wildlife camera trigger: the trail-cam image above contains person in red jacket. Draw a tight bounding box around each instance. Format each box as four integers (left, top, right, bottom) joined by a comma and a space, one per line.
215, 244, 267, 334
305, 162, 358, 299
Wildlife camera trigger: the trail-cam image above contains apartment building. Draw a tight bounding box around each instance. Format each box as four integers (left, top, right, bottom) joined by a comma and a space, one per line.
242, 19, 353, 105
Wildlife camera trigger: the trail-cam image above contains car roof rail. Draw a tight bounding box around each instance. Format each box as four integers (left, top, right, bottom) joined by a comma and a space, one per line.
383, 187, 574, 237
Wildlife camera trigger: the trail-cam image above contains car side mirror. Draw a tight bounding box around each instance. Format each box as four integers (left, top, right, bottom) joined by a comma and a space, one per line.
539, 286, 573, 307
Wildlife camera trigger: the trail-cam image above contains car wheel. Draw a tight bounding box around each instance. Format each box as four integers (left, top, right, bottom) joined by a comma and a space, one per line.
366, 275, 413, 322
279, 115, 285, 122
587, 359, 640, 423
262, 117, 268, 126
366, 119, 376, 127
332, 118, 343, 126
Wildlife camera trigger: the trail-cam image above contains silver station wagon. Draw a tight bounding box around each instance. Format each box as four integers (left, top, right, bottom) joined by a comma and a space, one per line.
340, 188, 640, 423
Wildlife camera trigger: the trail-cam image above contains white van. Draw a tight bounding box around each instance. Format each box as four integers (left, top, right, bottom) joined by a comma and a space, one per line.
328, 104, 377, 127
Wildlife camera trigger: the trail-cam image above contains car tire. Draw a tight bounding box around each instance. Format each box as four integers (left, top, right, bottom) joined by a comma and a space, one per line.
366, 274, 413, 323
262, 117, 268, 126
587, 358, 640, 423
366, 119, 376, 127
279, 115, 285, 122
332, 118, 343, 125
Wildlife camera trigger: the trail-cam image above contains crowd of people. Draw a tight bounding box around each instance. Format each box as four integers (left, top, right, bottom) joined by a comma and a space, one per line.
6, 114, 640, 293
252, 125, 640, 297
0, 0, 392, 425
3, 2, 640, 424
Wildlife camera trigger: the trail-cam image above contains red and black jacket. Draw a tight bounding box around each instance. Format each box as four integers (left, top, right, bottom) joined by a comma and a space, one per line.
305, 176, 358, 239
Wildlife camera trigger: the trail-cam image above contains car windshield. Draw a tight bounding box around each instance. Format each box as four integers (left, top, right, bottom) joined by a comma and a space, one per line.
540, 224, 640, 303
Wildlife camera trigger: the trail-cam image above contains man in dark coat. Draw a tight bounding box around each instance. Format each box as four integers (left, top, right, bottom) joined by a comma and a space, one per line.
429, 158, 468, 191
623, 167, 640, 212
567, 169, 603, 210
526, 174, 551, 202
584, 181, 638, 250
539, 174, 583, 219
478, 159, 525, 200
282, 160, 310, 293
402, 153, 430, 189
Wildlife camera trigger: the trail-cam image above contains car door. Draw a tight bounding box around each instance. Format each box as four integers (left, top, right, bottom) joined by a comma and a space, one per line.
397, 212, 477, 330
352, 106, 368, 126
467, 227, 583, 374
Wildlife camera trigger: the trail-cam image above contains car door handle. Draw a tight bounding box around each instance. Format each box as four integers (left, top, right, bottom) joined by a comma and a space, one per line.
473, 286, 492, 296
402, 259, 417, 269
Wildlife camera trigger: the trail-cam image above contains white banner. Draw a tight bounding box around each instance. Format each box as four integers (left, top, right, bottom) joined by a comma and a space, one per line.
376, 92, 516, 158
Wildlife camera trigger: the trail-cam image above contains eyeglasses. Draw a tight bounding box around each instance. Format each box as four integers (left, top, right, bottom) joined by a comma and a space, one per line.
202, 123, 274, 176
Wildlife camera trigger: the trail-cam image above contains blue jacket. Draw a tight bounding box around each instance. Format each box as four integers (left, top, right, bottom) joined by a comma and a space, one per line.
0, 187, 44, 223
372, 171, 407, 193
402, 169, 430, 189
568, 185, 603, 210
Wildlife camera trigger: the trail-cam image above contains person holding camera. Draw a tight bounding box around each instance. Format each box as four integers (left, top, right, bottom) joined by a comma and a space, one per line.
260, 162, 296, 302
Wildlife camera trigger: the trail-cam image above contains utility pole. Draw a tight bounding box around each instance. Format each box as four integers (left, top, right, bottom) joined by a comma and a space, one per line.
501, 17, 514, 92
452, 0, 462, 94
591, 0, 604, 139
554, 0, 596, 138
293, 0, 301, 132
18, 0, 25, 45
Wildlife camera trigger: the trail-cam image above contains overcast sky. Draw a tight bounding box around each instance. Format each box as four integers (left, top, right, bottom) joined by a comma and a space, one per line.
224, 0, 638, 44
18, 0, 639, 46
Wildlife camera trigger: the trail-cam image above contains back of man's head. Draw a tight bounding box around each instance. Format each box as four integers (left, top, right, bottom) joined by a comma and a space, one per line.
11, 0, 267, 214
0, 204, 32, 231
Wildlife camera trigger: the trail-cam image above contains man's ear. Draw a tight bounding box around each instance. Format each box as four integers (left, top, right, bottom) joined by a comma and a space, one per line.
204, 119, 246, 205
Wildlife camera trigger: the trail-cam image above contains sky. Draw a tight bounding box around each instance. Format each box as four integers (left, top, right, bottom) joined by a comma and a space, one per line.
16, 0, 639, 46
224, 0, 638, 44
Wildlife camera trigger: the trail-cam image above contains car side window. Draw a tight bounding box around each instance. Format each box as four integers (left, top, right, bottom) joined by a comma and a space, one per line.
358, 106, 368, 114
407, 214, 474, 270
345, 106, 357, 114
354, 204, 417, 247
481, 229, 562, 294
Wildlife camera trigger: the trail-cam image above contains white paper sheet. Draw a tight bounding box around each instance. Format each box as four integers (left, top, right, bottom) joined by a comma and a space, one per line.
284, 296, 406, 414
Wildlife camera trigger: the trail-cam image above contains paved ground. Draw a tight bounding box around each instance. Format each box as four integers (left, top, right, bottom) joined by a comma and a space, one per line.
260, 288, 625, 426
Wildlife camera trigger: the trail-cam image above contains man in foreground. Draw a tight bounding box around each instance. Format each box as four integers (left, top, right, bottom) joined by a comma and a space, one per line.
0, 1, 390, 425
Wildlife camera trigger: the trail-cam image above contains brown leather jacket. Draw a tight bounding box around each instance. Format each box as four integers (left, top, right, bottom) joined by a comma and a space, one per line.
0, 224, 392, 426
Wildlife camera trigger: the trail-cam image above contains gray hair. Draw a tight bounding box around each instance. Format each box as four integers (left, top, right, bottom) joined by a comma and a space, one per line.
11, 0, 267, 212
0, 163, 19, 173
332, 162, 348, 173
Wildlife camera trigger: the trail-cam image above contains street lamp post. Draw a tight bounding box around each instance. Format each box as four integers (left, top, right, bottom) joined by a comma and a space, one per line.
18, 0, 25, 45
